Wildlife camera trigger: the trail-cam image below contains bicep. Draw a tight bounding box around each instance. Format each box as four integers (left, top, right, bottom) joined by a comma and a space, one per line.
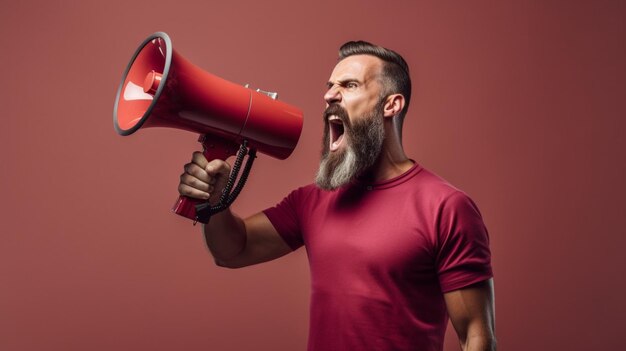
444, 278, 496, 348
217, 212, 293, 268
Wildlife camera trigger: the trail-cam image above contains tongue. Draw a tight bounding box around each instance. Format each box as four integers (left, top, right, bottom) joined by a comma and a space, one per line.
330, 134, 344, 151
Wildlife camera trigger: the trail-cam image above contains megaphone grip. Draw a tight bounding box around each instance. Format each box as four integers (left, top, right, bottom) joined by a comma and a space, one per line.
172, 134, 239, 221
192, 143, 256, 224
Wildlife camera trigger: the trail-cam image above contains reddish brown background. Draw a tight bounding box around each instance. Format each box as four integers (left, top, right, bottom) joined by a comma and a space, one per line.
1, 1, 624, 350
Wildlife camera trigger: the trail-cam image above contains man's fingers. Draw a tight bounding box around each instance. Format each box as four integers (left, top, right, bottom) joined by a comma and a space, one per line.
191, 151, 208, 169
178, 182, 211, 200
205, 159, 231, 178
184, 162, 211, 183
178, 154, 230, 202
179, 173, 212, 193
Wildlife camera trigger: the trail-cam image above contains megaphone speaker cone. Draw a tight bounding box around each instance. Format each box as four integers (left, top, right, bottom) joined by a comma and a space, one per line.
113, 32, 172, 135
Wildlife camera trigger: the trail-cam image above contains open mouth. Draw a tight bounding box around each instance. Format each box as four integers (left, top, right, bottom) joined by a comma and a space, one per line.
328, 115, 345, 152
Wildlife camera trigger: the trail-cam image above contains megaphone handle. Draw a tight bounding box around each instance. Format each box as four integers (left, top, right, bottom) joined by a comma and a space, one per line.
172, 134, 239, 221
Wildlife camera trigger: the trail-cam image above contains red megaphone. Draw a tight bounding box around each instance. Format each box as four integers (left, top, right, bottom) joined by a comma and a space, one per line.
113, 32, 303, 222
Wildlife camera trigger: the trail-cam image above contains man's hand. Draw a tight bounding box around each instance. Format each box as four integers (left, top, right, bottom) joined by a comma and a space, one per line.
178, 151, 231, 205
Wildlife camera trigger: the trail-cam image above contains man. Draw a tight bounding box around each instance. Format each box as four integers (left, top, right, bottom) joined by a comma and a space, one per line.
178, 41, 496, 351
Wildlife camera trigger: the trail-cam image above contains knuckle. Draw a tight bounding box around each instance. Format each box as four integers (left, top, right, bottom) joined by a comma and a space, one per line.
221, 162, 232, 173
186, 164, 204, 179
191, 177, 203, 189
192, 151, 207, 165
210, 160, 230, 174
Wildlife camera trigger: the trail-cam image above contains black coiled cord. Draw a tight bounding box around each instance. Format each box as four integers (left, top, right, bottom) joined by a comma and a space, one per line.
194, 140, 257, 224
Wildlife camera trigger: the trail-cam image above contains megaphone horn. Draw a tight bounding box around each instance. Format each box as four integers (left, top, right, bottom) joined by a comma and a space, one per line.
113, 32, 304, 223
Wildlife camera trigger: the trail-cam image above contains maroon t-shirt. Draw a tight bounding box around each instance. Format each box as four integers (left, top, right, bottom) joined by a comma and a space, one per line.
264, 163, 492, 351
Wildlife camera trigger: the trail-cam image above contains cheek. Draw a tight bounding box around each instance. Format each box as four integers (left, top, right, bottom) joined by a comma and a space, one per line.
344, 100, 363, 119
344, 92, 377, 117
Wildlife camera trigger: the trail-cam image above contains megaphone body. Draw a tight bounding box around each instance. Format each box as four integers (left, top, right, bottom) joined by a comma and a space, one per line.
114, 32, 303, 222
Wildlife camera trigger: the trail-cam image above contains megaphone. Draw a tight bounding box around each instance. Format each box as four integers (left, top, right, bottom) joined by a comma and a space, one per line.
113, 32, 303, 223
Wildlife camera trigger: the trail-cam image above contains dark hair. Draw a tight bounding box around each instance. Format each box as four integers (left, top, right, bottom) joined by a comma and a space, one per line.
338, 41, 412, 123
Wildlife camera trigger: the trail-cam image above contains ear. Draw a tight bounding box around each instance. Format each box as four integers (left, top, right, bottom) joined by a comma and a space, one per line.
383, 94, 405, 118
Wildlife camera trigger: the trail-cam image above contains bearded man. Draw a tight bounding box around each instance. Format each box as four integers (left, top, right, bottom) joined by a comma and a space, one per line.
178, 41, 496, 351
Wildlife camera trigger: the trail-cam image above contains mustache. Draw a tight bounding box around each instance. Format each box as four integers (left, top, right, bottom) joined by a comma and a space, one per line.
323, 104, 350, 126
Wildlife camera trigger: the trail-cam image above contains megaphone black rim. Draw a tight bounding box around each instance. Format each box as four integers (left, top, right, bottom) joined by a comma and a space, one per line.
113, 32, 173, 136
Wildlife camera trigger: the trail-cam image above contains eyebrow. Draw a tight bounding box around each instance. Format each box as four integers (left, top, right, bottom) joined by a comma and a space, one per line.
326, 78, 361, 89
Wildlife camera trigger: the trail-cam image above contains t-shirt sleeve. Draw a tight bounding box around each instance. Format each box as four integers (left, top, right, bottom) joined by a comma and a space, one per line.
263, 189, 305, 251
436, 191, 493, 292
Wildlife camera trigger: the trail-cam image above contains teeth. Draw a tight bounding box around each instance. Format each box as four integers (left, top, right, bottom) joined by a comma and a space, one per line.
328, 115, 345, 152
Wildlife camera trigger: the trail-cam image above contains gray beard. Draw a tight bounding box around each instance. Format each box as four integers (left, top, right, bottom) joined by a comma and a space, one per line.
315, 101, 385, 190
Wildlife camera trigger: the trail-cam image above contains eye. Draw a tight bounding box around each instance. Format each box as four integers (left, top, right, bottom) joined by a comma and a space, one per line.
346, 81, 358, 89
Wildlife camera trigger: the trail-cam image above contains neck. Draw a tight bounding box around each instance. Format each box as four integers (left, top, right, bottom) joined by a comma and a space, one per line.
359, 131, 414, 183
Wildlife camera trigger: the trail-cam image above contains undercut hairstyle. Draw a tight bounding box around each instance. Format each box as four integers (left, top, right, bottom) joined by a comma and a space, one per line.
338, 41, 412, 126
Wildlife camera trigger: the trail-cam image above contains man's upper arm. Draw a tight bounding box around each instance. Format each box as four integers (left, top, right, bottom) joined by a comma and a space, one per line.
444, 278, 496, 351
216, 212, 294, 268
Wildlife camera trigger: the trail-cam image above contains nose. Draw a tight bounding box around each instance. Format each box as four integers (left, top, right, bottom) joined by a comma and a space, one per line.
324, 84, 341, 105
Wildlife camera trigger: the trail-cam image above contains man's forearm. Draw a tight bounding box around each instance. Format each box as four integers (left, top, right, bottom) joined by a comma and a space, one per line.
462, 334, 496, 351
202, 208, 247, 264
445, 279, 496, 351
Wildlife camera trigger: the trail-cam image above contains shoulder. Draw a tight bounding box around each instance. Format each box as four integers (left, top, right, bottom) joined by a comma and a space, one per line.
284, 183, 325, 204
402, 166, 486, 229
266, 183, 334, 213
400, 165, 470, 209
413, 166, 462, 197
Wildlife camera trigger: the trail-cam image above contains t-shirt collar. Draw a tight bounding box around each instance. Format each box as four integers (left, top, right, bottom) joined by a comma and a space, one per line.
353, 160, 423, 190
